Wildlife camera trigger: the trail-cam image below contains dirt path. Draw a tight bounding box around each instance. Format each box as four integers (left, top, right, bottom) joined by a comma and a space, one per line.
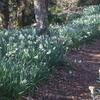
33, 39, 100, 100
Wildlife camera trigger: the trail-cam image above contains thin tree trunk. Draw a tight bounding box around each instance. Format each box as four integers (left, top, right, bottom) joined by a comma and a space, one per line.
17, 0, 26, 27
33, 0, 48, 35
2, 1, 9, 28
8, 0, 18, 28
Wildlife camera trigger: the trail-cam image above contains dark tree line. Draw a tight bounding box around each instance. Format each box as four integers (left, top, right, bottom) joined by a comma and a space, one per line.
0, 0, 48, 35
0, 0, 100, 35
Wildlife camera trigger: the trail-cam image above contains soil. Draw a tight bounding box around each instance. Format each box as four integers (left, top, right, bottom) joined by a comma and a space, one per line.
31, 39, 100, 100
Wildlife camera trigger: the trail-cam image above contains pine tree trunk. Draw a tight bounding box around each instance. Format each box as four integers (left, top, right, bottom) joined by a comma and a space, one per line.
33, 0, 48, 35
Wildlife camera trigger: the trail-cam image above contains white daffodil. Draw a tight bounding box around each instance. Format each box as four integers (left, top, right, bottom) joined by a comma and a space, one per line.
46, 50, 51, 55
99, 69, 100, 78
53, 47, 56, 50
24, 49, 29, 54
89, 86, 95, 94
27, 34, 32, 39
78, 60, 82, 63
34, 55, 38, 59
84, 35, 88, 38
28, 40, 32, 45
5, 31, 8, 36
39, 44, 43, 49
20, 79, 27, 84
19, 34, 25, 40
9, 36, 14, 41
87, 32, 91, 35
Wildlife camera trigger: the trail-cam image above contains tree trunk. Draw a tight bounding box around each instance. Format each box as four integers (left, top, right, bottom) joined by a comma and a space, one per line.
33, 0, 48, 35
8, 0, 18, 28
3, 3, 9, 28
17, 0, 27, 27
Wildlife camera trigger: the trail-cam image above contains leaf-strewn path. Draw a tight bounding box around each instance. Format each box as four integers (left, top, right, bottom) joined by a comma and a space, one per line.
33, 39, 100, 100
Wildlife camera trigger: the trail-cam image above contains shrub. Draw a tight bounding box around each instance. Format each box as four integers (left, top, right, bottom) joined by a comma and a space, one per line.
78, 0, 100, 6
48, 6, 67, 24
82, 5, 100, 15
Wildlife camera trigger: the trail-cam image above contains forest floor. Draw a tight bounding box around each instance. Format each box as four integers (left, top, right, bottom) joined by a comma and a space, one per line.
32, 39, 100, 100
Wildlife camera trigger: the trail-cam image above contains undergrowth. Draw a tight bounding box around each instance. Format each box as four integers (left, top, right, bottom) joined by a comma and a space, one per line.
0, 5, 100, 100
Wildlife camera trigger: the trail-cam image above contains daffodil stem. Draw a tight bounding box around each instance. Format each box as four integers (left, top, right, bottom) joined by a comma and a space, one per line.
91, 94, 95, 100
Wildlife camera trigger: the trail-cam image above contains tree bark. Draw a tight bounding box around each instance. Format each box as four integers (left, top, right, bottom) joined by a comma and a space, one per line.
33, 0, 48, 35
3, 3, 9, 28
17, 0, 26, 27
